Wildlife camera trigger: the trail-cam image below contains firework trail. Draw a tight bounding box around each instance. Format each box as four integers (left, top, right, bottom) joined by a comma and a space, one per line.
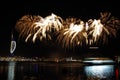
87, 12, 120, 45
87, 19, 109, 45
56, 12, 120, 49
15, 13, 63, 42
15, 15, 42, 42
56, 18, 87, 49
100, 12, 120, 37
15, 12, 120, 50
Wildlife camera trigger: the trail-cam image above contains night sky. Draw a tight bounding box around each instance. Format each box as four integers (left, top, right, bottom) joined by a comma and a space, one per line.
1, 0, 120, 57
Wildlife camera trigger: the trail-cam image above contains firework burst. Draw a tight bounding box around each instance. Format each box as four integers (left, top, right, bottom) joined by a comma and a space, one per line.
87, 12, 120, 45
56, 12, 120, 49
15, 12, 120, 50
15, 15, 42, 42
100, 12, 120, 37
87, 19, 109, 45
15, 13, 63, 42
56, 19, 87, 49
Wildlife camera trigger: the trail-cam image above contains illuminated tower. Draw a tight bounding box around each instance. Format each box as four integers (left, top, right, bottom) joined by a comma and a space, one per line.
10, 29, 16, 56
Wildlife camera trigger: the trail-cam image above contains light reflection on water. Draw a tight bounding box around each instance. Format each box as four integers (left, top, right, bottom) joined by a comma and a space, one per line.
84, 65, 115, 80
0, 61, 118, 80
7, 61, 16, 80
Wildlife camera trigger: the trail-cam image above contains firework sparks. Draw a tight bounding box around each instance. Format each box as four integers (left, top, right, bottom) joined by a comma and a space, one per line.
56, 12, 120, 49
87, 19, 109, 45
56, 19, 87, 49
15, 13, 63, 42
100, 12, 120, 37
31, 13, 63, 42
15, 12, 120, 50
87, 12, 120, 45
15, 15, 42, 42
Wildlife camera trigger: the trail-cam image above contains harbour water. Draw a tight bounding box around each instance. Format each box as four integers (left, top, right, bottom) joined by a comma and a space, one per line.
0, 61, 119, 80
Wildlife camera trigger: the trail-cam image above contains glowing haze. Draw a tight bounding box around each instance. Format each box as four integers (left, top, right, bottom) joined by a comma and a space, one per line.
15, 12, 120, 49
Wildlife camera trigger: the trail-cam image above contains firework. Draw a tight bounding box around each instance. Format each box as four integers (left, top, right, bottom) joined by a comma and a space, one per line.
56, 12, 120, 49
56, 19, 87, 49
15, 12, 120, 50
87, 19, 109, 45
15, 13, 63, 42
15, 15, 42, 42
100, 12, 120, 37
31, 13, 63, 42
87, 12, 120, 45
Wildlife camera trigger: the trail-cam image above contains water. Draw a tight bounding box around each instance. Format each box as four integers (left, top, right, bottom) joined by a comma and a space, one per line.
0, 61, 119, 80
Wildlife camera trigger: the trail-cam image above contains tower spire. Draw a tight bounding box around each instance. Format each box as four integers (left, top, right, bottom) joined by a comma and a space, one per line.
10, 29, 16, 55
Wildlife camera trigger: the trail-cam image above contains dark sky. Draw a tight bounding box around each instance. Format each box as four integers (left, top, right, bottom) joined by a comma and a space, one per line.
0, 0, 120, 57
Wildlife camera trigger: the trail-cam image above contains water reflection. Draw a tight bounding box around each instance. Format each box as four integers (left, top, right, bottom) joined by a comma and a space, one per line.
84, 65, 115, 80
0, 61, 118, 80
7, 61, 16, 80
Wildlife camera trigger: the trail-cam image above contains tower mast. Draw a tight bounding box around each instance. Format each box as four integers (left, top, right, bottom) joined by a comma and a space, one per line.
10, 29, 16, 55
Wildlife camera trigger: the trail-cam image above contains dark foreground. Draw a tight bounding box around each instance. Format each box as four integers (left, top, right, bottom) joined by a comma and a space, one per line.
0, 61, 119, 80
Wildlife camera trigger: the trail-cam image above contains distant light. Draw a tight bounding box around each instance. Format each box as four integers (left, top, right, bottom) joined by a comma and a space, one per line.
83, 60, 114, 64
89, 46, 99, 49
83, 57, 115, 64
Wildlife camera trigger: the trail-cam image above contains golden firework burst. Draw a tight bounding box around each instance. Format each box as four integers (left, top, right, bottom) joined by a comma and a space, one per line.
15, 12, 120, 50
